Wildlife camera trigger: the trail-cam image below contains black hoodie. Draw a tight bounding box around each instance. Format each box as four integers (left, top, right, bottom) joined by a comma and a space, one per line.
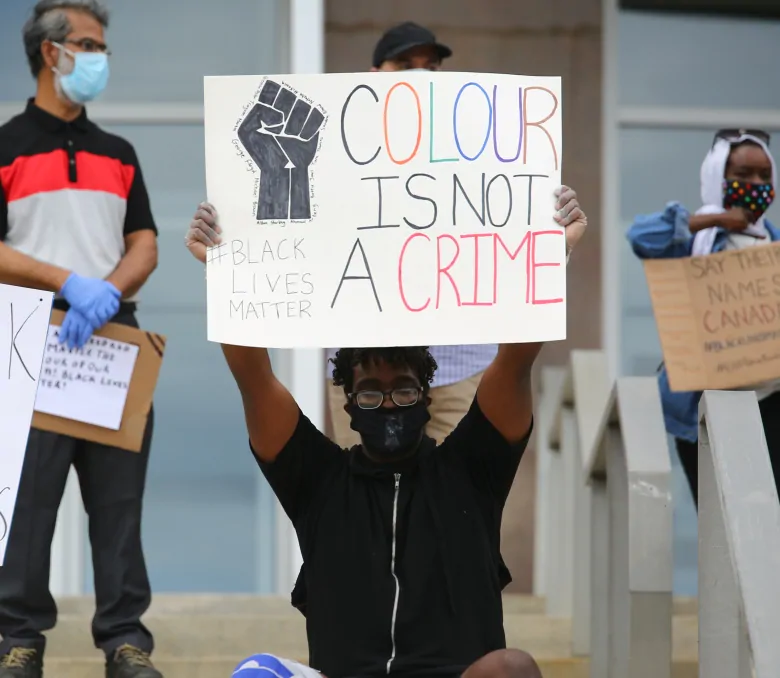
257, 398, 529, 678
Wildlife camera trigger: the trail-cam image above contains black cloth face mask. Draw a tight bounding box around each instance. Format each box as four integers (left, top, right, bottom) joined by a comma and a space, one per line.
349, 402, 431, 460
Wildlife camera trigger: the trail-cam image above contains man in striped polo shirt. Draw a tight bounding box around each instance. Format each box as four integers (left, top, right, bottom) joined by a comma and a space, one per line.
0, 3, 161, 678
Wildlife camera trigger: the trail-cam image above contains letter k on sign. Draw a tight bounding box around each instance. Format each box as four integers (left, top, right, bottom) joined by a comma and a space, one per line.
7, 301, 42, 382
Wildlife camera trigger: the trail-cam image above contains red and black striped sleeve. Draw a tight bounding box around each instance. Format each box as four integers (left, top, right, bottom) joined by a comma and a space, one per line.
121, 143, 157, 237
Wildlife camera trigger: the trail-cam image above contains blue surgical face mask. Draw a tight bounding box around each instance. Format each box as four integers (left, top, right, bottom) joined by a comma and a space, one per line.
52, 43, 110, 104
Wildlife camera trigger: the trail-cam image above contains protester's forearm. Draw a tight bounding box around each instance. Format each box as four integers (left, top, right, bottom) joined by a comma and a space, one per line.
221, 344, 274, 396
107, 234, 158, 298
496, 343, 543, 380
0, 241, 70, 292
688, 214, 719, 233
477, 343, 540, 441
220, 343, 300, 461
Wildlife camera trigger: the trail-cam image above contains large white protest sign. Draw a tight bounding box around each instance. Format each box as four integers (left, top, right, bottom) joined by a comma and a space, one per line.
0, 284, 52, 565
204, 72, 564, 348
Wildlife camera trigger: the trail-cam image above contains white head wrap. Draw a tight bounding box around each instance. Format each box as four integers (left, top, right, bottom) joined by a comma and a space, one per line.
690, 133, 776, 257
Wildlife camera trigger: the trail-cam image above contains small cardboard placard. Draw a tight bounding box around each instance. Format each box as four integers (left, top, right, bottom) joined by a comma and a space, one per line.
32, 310, 166, 452
644, 241, 780, 392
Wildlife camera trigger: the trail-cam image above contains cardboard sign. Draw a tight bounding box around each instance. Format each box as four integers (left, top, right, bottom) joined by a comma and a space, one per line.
644, 241, 780, 391
32, 311, 166, 452
0, 284, 53, 565
204, 72, 566, 348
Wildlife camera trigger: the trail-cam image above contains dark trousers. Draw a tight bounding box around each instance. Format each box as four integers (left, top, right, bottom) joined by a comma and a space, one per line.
674, 389, 780, 509
0, 307, 154, 657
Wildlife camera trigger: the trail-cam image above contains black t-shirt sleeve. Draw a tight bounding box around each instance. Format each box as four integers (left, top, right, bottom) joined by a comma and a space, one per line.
122, 144, 157, 236
439, 398, 531, 506
254, 409, 345, 524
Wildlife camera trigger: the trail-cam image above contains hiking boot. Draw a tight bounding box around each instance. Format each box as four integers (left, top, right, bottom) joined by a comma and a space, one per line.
0, 647, 42, 678
106, 644, 162, 678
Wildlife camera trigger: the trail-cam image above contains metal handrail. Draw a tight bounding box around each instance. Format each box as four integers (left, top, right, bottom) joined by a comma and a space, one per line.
536, 351, 673, 675
699, 390, 780, 678
538, 350, 612, 654
585, 377, 673, 677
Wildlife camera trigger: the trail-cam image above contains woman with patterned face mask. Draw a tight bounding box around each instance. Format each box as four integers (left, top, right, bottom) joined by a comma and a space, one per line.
627, 129, 779, 508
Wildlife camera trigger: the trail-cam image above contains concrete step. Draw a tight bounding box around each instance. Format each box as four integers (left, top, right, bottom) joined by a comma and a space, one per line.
505, 616, 698, 663
39, 657, 699, 678
44, 602, 699, 662
53, 593, 699, 616
55, 595, 299, 617
52, 594, 549, 617
49, 612, 578, 659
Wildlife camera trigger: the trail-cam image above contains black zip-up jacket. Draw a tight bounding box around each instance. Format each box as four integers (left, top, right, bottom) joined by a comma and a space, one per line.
258, 399, 530, 678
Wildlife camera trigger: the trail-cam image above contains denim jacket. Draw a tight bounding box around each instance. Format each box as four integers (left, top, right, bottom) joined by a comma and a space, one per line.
626, 202, 780, 442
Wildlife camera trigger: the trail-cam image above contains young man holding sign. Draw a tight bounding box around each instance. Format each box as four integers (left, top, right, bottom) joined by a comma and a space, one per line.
0, 3, 160, 677
185, 186, 586, 678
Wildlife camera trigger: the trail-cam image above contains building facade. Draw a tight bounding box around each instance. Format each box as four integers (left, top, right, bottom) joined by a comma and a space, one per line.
0, 0, 777, 597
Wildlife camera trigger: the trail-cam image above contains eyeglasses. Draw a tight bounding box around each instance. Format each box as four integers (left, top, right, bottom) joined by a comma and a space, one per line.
348, 387, 423, 410
63, 38, 112, 56
714, 128, 771, 147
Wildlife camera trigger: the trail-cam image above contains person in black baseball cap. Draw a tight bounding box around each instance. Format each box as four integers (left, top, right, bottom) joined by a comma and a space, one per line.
371, 21, 452, 71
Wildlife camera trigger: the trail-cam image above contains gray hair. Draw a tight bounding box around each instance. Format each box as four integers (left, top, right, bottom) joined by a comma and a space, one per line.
23, 0, 110, 77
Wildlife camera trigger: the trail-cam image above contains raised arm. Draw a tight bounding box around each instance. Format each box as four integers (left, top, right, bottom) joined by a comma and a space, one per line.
186, 203, 299, 462
626, 202, 696, 259
221, 343, 300, 462
477, 186, 587, 441
626, 202, 755, 261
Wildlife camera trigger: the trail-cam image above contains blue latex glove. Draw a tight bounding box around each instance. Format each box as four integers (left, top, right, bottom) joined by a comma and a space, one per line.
60, 273, 121, 327
59, 308, 95, 350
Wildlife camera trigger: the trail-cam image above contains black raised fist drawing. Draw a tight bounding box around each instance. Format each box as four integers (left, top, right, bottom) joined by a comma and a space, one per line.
237, 80, 326, 221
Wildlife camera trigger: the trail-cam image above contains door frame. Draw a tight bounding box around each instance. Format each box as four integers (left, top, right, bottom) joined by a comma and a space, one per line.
268, 0, 325, 598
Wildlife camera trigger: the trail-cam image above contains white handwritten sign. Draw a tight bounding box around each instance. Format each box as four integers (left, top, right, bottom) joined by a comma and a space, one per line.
204, 72, 565, 348
34, 327, 139, 431
0, 284, 53, 565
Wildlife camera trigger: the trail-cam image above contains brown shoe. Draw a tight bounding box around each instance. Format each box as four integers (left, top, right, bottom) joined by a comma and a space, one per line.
105, 644, 162, 678
0, 648, 42, 678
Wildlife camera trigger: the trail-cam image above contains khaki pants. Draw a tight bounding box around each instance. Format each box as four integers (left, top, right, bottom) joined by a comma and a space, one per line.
326, 371, 484, 448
